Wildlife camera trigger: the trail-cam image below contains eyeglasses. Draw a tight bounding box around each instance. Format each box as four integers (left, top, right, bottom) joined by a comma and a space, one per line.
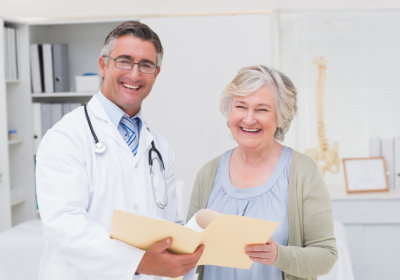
104, 56, 157, 74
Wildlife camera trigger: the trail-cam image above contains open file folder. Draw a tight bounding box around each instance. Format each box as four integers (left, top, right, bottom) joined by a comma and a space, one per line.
110, 209, 279, 269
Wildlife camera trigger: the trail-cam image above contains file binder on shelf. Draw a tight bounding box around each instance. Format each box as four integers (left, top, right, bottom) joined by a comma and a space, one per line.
381, 138, 395, 189
369, 137, 382, 157
42, 44, 54, 93
52, 44, 70, 92
29, 44, 44, 93
4, 27, 18, 81
394, 137, 400, 190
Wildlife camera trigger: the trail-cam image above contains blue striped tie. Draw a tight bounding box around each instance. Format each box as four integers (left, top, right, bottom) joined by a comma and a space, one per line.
120, 116, 139, 155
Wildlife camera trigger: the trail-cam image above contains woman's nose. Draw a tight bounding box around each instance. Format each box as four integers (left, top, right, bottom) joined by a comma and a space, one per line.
243, 111, 256, 124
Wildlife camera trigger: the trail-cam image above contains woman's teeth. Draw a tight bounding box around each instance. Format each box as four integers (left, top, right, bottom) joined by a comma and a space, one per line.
242, 127, 260, 132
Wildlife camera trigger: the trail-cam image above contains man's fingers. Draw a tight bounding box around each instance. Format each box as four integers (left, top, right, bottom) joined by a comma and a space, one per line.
193, 244, 205, 256
174, 244, 204, 266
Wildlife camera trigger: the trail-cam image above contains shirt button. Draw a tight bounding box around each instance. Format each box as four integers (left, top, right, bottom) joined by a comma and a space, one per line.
133, 203, 140, 212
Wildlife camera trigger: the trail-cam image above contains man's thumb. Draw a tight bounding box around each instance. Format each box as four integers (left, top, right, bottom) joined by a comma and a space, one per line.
153, 237, 172, 252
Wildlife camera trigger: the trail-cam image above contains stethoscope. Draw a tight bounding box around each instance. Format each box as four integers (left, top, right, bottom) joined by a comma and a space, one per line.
83, 104, 168, 209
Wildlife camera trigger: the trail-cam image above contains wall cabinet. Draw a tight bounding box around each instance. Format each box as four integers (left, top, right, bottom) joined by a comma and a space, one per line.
0, 19, 36, 232
330, 187, 400, 280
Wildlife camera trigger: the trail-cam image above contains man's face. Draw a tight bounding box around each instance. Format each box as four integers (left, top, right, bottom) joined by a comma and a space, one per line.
99, 35, 160, 117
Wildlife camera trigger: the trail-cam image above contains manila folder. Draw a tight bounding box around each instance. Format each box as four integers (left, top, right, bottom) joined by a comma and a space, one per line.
110, 209, 279, 269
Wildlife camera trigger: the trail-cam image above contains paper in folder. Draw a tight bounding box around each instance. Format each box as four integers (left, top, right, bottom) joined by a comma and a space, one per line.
110, 209, 279, 269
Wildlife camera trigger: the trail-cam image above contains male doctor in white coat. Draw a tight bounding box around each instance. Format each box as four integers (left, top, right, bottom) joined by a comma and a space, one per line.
36, 21, 204, 280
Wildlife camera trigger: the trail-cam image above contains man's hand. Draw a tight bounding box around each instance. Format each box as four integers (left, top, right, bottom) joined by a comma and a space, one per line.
136, 237, 204, 278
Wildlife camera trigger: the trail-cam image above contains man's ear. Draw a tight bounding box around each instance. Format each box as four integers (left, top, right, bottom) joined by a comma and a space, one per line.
154, 66, 161, 77
99, 56, 107, 78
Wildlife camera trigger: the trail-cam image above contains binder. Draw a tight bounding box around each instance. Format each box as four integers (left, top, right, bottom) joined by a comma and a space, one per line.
29, 44, 43, 93
381, 138, 395, 189
52, 44, 70, 92
42, 44, 54, 93
40, 103, 63, 137
40, 103, 52, 136
394, 137, 400, 190
4, 27, 18, 80
369, 137, 382, 157
62, 103, 81, 115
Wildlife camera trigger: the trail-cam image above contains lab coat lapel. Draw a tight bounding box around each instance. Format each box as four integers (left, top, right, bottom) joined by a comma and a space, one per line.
135, 123, 154, 165
87, 96, 154, 161
86, 96, 129, 152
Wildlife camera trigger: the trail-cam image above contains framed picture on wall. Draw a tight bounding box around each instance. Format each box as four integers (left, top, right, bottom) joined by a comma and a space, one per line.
342, 157, 389, 193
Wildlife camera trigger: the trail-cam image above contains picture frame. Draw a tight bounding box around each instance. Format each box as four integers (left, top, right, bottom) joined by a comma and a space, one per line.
342, 157, 389, 193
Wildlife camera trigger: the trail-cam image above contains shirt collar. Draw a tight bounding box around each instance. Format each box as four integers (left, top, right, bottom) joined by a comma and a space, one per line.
96, 91, 143, 129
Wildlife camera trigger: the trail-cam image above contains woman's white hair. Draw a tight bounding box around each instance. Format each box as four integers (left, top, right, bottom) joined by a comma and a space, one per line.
220, 65, 297, 141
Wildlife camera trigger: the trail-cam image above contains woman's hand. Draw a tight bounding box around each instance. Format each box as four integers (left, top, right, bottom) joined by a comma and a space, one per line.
245, 238, 278, 265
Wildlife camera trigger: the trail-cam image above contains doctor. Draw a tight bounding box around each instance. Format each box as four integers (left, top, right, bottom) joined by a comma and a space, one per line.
36, 21, 203, 280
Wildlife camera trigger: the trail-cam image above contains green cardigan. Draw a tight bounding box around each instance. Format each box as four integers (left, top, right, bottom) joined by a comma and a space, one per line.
187, 149, 338, 280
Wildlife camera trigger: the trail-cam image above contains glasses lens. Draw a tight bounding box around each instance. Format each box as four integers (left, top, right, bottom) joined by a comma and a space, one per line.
115, 58, 133, 70
139, 62, 156, 74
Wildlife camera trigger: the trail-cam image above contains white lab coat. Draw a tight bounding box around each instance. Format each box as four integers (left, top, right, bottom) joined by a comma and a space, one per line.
36, 96, 182, 280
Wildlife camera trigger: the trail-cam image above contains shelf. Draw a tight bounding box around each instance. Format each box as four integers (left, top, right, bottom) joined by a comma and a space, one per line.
328, 184, 400, 201
32, 92, 96, 98
10, 188, 26, 207
6, 79, 20, 84
11, 197, 26, 207
32, 91, 95, 103
8, 138, 23, 145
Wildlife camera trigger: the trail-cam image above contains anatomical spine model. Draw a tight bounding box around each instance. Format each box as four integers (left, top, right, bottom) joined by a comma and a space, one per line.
304, 57, 340, 176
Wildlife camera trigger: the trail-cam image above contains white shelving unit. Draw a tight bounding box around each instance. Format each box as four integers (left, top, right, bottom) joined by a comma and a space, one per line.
31, 92, 95, 103
0, 19, 36, 232
29, 22, 104, 153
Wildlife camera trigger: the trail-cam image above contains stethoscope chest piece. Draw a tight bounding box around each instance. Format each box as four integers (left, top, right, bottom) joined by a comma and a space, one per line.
95, 142, 107, 154
84, 104, 107, 155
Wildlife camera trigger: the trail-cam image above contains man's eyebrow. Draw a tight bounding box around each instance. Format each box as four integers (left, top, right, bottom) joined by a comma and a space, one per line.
139, 59, 156, 65
115, 55, 156, 65
115, 55, 133, 60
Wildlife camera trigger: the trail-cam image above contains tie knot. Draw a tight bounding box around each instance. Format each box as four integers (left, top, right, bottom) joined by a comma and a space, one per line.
121, 116, 137, 126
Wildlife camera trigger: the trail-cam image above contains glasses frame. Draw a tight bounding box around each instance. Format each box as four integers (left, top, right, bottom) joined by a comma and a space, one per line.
104, 55, 157, 74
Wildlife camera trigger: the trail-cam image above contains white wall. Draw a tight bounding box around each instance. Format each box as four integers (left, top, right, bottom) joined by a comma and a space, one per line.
279, 10, 400, 186
2, 0, 400, 22
141, 15, 271, 216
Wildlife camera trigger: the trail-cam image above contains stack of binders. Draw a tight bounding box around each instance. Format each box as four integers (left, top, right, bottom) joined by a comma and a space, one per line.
369, 137, 400, 190
29, 43, 69, 93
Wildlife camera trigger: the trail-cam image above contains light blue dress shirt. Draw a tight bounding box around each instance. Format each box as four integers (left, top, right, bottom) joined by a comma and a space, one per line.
96, 91, 142, 146
203, 146, 292, 280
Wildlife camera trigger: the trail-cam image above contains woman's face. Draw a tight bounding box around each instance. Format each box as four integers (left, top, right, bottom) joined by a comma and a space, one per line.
228, 85, 278, 152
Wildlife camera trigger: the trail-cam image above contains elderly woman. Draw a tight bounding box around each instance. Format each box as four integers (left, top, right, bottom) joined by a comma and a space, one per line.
187, 65, 337, 280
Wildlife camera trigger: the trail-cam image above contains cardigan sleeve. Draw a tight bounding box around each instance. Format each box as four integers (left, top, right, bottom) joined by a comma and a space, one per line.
186, 156, 221, 222
274, 153, 338, 278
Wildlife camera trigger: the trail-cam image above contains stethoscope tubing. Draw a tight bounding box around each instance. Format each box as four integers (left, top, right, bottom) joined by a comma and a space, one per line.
83, 103, 168, 209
